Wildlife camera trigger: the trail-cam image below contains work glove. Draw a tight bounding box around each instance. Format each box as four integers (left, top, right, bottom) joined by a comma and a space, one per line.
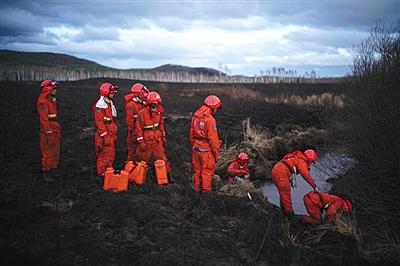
138, 141, 146, 153
244, 174, 250, 179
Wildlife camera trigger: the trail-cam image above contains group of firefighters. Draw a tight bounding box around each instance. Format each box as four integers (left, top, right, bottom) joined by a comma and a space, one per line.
37, 79, 353, 225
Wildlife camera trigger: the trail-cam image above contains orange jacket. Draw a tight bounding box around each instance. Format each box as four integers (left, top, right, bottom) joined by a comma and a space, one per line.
135, 105, 165, 143
274, 150, 316, 188
227, 159, 250, 177
124, 93, 143, 130
189, 105, 221, 158
304, 192, 349, 222
37, 93, 61, 133
93, 98, 118, 137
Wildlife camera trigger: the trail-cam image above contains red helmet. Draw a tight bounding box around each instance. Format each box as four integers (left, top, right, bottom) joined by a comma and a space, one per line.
304, 149, 318, 163
204, 95, 221, 110
147, 91, 162, 105
131, 83, 150, 100
41, 79, 60, 89
40, 80, 60, 94
343, 199, 353, 213
99, 82, 118, 97
238, 152, 249, 162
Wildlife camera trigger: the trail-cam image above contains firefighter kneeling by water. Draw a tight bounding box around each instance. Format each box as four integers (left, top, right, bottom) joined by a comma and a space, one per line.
302, 191, 353, 225
227, 152, 250, 182
271, 149, 318, 216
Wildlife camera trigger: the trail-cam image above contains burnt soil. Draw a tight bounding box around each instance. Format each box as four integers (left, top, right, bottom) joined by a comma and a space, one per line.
0, 79, 372, 265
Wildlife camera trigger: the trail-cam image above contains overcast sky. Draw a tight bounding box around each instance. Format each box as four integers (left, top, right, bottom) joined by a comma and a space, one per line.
1, 0, 399, 76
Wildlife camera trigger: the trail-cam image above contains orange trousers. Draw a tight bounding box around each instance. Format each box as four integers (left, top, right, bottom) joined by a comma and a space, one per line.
126, 129, 138, 162
192, 150, 215, 193
95, 133, 116, 176
40, 132, 61, 171
137, 140, 171, 172
302, 196, 323, 224
271, 164, 293, 215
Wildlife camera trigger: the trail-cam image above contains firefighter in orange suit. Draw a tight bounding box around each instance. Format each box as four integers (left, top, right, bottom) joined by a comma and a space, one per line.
227, 152, 250, 182
190, 95, 222, 193
303, 191, 353, 224
93, 82, 118, 176
37, 80, 62, 182
135, 91, 171, 174
271, 149, 318, 216
124, 83, 149, 161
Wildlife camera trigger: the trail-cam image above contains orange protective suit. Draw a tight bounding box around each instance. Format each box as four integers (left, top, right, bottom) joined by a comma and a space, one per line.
227, 159, 250, 182
271, 150, 317, 215
189, 105, 221, 192
93, 97, 118, 176
303, 192, 352, 224
124, 93, 144, 161
37, 91, 61, 171
135, 105, 171, 172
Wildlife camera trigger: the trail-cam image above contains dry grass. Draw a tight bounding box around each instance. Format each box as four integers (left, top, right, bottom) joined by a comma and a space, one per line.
178, 85, 263, 100
264, 93, 345, 108
217, 118, 326, 179
165, 113, 192, 122
218, 179, 259, 198
281, 219, 326, 248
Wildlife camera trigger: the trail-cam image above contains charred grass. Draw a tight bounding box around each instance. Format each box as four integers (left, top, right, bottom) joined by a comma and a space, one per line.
0, 79, 370, 265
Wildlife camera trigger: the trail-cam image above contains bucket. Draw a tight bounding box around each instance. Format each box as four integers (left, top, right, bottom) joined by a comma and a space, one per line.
132, 161, 148, 185
116, 170, 129, 192
155, 160, 168, 185
103, 167, 114, 190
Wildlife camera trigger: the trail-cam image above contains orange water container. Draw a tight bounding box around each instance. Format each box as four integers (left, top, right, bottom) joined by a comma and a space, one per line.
155, 160, 168, 185
132, 161, 148, 185
124, 161, 135, 172
109, 172, 121, 191
103, 167, 114, 190
124, 161, 137, 182
116, 170, 129, 192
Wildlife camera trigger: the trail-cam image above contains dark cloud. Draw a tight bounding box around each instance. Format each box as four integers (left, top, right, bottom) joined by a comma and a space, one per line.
4, 0, 398, 30
0, 8, 44, 37
1, 0, 398, 76
284, 28, 369, 48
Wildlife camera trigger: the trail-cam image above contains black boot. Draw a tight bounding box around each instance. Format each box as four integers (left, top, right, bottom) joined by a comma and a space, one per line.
168, 175, 176, 184
51, 168, 61, 179
42, 171, 54, 183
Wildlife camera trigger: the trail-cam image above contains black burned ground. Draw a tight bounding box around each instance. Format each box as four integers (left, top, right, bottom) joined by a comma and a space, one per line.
0, 80, 363, 265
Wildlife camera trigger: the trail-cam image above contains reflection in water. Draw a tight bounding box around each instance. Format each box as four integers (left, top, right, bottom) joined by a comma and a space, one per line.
262, 153, 356, 215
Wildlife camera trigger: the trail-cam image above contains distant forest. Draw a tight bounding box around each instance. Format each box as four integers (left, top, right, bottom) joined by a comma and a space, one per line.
0, 50, 341, 83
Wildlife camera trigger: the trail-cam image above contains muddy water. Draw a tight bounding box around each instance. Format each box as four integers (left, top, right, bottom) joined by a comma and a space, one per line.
262, 153, 355, 215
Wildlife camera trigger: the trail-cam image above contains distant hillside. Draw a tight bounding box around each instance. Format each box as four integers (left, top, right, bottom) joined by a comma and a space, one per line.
0, 50, 340, 83
154, 64, 222, 76
0, 50, 111, 70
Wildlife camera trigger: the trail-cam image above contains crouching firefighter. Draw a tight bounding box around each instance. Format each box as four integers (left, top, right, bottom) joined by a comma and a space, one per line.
271, 149, 318, 216
190, 95, 222, 193
135, 91, 172, 182
227, 152, 250, 182
37, 80, 62, 182
303, 191, 353, 224
93, 82, 118, 176
124, 83, 149, 162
